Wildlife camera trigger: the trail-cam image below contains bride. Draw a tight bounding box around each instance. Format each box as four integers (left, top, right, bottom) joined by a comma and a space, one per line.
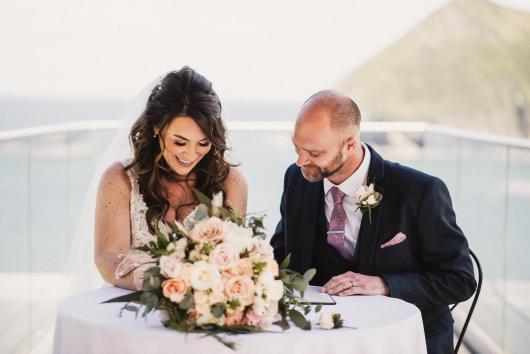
93, 66, 247, 291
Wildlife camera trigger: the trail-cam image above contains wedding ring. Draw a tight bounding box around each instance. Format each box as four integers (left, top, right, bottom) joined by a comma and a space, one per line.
350, 281, 355, 288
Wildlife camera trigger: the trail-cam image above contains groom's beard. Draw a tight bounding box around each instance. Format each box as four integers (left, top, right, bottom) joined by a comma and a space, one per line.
301, 150, 344, 182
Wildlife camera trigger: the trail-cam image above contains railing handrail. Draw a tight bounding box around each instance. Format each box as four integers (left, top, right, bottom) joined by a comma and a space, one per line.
1, 120, 530, 150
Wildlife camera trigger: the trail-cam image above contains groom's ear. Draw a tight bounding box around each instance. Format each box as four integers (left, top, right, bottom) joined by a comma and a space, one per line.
345, 137, 356, 152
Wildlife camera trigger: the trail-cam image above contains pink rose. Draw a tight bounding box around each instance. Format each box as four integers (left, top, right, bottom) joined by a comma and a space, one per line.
223, 258, 253, 278
189, 217, 225, 244
243, 309, 263, 327
225, 311, 244, 327
249, 238, 274, 259
225, 275, 255, 306
162, 277, 188, 303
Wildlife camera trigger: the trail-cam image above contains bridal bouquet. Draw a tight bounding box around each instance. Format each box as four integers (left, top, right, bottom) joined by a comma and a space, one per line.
103, 190, 327, 349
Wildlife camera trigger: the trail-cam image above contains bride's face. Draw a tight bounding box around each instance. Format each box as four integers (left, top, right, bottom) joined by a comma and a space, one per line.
157, 116, 212, 176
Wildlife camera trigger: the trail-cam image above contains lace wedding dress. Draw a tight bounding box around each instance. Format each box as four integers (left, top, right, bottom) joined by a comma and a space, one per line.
120, 160, 157, 248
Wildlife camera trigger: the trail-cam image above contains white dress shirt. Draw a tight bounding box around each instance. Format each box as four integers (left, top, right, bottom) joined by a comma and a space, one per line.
323, 143, 371, 255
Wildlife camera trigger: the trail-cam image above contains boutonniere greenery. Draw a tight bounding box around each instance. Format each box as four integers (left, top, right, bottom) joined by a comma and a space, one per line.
355, 182, 382, 225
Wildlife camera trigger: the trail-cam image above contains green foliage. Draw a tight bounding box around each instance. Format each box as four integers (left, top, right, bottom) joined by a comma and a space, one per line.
141, 267, 161, 291
247, 215, 266, 237
332, 313, 344, 329
211, 303, 226, 318
192, 189, 213, 210
252, 260, 268, 275
101, 290, 143, 304
178, 291, 195, 310
279, 254, 291, 269
289, 309, 311, 330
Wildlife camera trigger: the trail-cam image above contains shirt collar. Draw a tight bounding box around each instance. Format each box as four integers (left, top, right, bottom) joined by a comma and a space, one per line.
323, 143, 371, 198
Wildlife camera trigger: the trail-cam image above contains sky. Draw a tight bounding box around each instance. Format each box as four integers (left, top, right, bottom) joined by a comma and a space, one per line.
1, 0, 529, 102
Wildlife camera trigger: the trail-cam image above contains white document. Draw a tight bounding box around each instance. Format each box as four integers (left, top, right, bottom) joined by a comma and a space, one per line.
299, 285, 336, 305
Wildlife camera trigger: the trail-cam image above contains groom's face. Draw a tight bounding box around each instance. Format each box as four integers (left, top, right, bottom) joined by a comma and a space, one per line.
292, 111, 346, 183
298, 146, 344, 182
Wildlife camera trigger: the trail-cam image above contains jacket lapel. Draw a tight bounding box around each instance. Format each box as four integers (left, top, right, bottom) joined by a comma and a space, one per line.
356, 144, 386, 275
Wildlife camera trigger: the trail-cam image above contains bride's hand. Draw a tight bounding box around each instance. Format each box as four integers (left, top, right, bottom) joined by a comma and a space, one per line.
114, 251, 155, 280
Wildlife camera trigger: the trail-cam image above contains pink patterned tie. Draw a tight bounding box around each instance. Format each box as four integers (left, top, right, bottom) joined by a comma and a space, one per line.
327, 186, 353, 260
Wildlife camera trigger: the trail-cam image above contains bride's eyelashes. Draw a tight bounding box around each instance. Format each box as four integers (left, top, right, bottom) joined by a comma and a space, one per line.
173, 140, 211, 147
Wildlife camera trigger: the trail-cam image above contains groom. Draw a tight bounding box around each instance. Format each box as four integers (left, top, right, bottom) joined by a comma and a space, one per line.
270, 90, 477, 354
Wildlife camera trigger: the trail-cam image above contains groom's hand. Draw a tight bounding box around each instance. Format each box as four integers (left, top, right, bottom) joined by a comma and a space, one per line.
321, 271, 389, 296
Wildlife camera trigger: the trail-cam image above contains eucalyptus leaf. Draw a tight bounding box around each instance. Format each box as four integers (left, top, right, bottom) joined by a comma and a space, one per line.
101, 290, 143, 304
289, 309, 310, 330
192, 189, 213, 209
211, 303, 226, 318
194, 204, 209, 220
303, 268, 316, 283
280, 254, 291, 269
218, 207, 231, 220
155, 230, 169, 246
140, 292, 158, 315
315, 304, 322, 313
179, 291, 195, 310
273, 319, 290, 331
291, 277, 308, 293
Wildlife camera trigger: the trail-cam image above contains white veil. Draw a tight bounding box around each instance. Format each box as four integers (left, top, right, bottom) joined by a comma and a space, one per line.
63, 77, 162, 296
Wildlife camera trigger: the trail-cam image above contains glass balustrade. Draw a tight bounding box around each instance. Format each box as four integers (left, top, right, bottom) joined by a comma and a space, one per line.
0, 122, 528, 353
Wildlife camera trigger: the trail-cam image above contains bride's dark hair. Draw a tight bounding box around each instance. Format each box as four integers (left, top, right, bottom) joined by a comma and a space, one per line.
126, 66, 233, 232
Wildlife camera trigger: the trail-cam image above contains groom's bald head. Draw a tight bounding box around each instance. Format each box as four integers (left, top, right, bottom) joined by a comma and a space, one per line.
297, 90, 361, 136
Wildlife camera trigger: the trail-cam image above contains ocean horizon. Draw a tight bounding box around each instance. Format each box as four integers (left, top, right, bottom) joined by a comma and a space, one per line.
0, 96, 300, 132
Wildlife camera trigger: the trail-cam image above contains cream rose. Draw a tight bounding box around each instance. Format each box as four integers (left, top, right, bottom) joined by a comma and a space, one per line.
189, 217, 226, 244
190, 261, 222, 291
266, 259, 279, 277
225, 275, 255, 306
257, 271, 284, 301
162, 277, 188, 303
210, 243, 240, 270
318, 312, 334, 329
208, 289, 227, 305
159, 256, 183, 278
252, 296, 266, 316
355, 183, 375, 202
223, 221, 253, 253
170, 237, 188, 259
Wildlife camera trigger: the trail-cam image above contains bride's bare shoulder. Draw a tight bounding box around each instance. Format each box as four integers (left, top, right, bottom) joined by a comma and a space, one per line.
98, 162, 131, 195
225, 166, 247, 190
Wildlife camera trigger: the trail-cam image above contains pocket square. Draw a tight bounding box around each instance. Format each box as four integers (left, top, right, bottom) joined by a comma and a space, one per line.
380, 232, 407, 248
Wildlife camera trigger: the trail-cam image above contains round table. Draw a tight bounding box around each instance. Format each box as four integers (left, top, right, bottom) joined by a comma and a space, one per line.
53, 287, 427, 354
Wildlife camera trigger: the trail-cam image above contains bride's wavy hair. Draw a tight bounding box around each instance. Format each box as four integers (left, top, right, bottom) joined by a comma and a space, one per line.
126, 66, 233, 232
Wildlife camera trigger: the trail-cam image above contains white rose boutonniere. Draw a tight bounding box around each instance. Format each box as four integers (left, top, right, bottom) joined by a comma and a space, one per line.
318, 312, 344, 329
355, 182, 382, 225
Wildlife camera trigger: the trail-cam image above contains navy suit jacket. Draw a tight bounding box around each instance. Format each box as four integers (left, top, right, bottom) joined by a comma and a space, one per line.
270, 144, 477, 337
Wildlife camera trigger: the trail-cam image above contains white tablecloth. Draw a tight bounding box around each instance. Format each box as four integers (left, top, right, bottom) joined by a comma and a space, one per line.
53, 287, 426, 354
